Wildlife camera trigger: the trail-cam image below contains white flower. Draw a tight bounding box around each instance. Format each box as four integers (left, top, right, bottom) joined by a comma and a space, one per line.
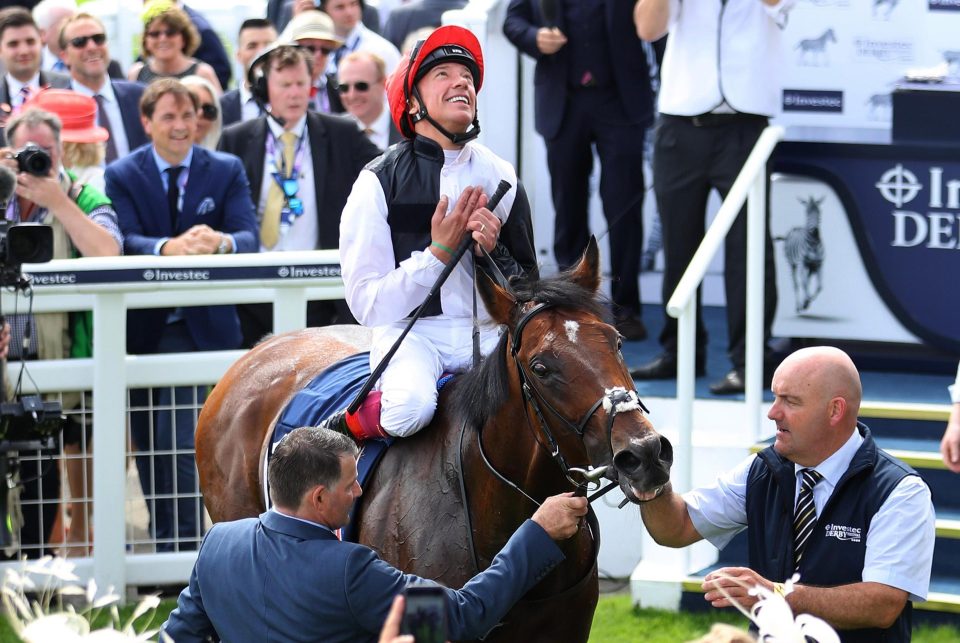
1, 556, 164, 643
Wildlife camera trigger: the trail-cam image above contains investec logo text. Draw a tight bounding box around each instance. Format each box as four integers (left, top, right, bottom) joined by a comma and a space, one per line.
877, 164, 960, 248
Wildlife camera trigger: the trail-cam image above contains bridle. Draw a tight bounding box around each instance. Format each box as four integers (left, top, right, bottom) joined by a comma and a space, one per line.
476, 301, 651, 506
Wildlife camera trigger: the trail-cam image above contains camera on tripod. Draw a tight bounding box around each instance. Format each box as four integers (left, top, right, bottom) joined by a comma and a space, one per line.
12, 143, 52, 177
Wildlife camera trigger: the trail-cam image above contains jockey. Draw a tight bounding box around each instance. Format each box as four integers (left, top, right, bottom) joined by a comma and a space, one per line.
324, 25, 538, 441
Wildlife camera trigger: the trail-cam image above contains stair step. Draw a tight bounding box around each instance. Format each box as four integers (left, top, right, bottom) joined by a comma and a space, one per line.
859, 401, 950, 423
750, 436, 949, 470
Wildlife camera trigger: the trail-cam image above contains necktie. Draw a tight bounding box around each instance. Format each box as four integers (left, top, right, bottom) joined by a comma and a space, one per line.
94, 94, 119, 164
166, 166, 184, 232
261, 131, 298, 249
16, 85, 31, 107
793, 468, 824, 571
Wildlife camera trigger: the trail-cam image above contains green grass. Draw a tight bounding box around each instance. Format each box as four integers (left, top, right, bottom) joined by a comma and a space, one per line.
0, 593, 955, 641
589, 594, 960, 643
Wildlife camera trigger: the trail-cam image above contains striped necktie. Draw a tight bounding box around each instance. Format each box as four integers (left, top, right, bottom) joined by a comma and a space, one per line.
793, 468, 824, 571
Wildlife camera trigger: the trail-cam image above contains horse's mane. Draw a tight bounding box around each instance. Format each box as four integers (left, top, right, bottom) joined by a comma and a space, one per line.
448, 271, 608, 429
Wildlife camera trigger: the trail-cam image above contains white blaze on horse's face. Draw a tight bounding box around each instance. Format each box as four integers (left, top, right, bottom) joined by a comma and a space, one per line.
564, 320, 580, 344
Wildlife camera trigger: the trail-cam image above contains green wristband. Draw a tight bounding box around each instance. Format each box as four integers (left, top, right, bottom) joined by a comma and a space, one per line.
431, 241, 454, 254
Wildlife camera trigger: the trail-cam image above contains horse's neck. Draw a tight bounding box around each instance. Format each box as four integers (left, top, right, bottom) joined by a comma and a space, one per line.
463, 404, 597, 596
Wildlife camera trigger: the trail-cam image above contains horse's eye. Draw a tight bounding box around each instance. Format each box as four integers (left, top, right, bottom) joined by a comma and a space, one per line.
531, 361, 549, 377
616, 337, 623, 351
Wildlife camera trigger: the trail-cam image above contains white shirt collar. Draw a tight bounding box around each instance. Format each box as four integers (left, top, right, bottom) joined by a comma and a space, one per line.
71, 77, 114, 100
794, 426, 863, 488
267, 112, 308, 139
6, 72, 40, 102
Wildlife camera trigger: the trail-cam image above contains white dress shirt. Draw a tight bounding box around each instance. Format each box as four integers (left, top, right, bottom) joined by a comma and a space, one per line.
683, 429, 935, 601
328, 24, 401, 77
6, 72, 40, 107
258, 115, 318, 252
71, 79, 133, 158
240, 84, 262, 123
658, 0, 796, 117
352, 105, 391, 151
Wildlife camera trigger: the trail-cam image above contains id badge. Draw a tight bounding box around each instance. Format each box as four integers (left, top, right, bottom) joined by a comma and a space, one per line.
287, 197, 304, 215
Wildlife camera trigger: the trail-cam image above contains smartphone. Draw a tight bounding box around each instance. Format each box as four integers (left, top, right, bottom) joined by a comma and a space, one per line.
400, 584, 448, 643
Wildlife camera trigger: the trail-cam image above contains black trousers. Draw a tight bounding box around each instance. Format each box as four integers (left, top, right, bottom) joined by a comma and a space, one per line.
546, 86, 646, 316
652, 114, 777, 369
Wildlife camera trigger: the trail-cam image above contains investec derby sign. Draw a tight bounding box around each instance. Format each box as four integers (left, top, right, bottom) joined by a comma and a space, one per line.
774, 143, 959, 351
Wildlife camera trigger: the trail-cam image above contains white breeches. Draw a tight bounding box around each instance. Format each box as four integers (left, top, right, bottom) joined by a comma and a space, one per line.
371, 318, 502, 437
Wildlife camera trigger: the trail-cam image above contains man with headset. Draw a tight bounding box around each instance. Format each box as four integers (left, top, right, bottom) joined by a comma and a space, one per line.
323, 25, 537, 442
219, 42, 379, 347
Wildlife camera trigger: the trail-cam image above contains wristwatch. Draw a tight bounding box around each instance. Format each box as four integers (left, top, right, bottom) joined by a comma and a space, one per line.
216, 234, 229, 254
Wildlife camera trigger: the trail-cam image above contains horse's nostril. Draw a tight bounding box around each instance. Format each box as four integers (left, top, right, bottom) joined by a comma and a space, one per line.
613, 450, 642, 477
658, 435, 674, 466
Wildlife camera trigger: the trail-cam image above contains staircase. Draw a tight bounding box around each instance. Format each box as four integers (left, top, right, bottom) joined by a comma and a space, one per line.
672, 401, 960, 627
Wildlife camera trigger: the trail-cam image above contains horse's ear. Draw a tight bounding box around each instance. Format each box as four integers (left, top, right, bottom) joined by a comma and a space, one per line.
568, 236, 601, 293
477, 268, 517, 325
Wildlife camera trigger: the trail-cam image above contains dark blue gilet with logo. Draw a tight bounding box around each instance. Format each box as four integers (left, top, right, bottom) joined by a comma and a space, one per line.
365, 136, 537, 318
746, 423, 916, 643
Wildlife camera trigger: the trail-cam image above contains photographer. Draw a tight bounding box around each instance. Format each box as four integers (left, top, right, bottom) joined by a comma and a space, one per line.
1, 103, 122, 556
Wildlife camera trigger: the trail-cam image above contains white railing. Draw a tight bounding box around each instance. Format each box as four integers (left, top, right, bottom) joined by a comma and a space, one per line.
664, 125, 785, 497
0, 251, 342, 595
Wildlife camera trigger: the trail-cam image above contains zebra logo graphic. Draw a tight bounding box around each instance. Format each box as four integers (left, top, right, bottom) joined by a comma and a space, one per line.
776, 196, 825, 313
795, 29, 837, 66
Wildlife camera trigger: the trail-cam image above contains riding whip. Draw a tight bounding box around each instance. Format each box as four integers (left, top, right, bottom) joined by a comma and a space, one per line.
347, 180, 513, 414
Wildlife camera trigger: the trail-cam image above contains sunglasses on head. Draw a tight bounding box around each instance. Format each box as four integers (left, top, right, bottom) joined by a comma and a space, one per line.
68, 33, 106, 48
301, 44, 334, 56
146, 27, 179, 39
336, 81, 370, 94
199, 103, 219, 120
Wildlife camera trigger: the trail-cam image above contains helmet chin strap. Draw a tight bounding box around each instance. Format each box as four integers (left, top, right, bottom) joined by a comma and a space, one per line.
410, 86, 481, 145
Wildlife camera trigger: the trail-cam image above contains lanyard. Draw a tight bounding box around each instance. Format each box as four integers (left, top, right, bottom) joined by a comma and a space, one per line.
266, 130, 309, 231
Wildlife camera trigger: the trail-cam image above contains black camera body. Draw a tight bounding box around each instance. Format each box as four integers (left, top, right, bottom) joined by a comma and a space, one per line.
13, 143, 52, 177
0, 221, 53, 288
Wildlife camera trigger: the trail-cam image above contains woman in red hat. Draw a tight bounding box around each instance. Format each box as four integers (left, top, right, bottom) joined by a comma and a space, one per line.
325, 26, 537, 442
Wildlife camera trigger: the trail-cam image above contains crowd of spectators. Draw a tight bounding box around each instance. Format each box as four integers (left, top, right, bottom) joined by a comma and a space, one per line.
0, 0, 426, 557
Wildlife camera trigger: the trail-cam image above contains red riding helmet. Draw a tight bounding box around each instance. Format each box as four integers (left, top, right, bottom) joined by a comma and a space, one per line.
387, 25, 484, 142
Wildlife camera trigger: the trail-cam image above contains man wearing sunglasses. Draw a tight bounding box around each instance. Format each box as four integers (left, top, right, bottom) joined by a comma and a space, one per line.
282, 10, 344, 114
59, 12, 149, 164
0, 8, 70, 143
336, 50, 400, 150
219, 43, 379, 346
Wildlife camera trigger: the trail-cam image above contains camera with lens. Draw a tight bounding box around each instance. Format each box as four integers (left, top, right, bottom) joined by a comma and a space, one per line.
13, 143, 52, 177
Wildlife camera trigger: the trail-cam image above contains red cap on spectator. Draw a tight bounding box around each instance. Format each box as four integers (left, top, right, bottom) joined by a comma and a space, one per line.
23, 89, 110, 144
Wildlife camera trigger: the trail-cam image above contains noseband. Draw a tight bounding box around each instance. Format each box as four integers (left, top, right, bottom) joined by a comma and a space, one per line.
477, 302, 650, 505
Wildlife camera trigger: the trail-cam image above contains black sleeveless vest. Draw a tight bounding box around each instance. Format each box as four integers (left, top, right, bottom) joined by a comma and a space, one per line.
746, 423, 916, 643
365, 136, 537, 318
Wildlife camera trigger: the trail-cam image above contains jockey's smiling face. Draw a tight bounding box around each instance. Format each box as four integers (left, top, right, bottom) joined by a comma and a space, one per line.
410, 61, 476, 140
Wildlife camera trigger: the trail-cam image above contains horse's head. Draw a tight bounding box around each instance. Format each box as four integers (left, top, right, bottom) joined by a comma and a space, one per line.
477, 237, 672, 505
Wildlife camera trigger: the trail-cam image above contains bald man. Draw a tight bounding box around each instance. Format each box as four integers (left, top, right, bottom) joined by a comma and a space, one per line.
640, 347, 934, 643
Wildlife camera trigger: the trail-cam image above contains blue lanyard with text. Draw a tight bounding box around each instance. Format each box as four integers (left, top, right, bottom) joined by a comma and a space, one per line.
266, 131, 308, 233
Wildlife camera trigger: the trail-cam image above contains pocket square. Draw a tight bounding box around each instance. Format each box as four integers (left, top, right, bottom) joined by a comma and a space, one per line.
197, 197, 216, 216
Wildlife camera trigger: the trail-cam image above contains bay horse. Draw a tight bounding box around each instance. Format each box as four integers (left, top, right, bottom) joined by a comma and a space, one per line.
195, 239, 672, 642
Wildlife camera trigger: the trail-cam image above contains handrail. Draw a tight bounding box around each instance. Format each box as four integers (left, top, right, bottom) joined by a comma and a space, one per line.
665, 125, 785, 498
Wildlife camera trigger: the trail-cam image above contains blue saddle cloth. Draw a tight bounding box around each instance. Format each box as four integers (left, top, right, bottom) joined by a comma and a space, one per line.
272, 352, 391, 542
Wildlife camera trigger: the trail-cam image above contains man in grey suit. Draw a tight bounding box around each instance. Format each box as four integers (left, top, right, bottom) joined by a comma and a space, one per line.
0, 7, 69, 142
163, 428, 588, 642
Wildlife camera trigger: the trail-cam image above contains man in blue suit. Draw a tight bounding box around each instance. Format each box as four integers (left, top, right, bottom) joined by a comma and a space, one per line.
503, 0, 653, 340
105, 78, 258, 552
163, 428, 588, 642
60, 13, 148, 164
